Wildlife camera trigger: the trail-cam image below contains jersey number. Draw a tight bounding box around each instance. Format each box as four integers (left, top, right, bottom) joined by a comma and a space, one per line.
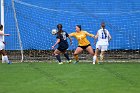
102, 33, 106, 39
62, 33, 66, 40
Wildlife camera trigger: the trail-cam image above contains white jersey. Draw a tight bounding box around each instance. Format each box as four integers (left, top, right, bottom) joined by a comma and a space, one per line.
96, 28, 110, 46
0, 30, 5, 50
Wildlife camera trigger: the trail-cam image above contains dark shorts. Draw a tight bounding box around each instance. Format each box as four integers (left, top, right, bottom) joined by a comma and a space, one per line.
57, 44, 68, 52
78, 44, 91, 50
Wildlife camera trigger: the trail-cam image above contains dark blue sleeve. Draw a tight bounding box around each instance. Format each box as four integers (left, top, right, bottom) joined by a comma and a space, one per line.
65, 32, 69, 37
56, 34, 60, 39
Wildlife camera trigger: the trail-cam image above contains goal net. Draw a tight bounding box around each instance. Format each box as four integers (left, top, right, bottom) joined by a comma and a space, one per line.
2, 0, 140, 63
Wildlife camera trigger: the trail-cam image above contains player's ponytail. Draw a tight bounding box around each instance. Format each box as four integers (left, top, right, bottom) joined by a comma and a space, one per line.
101, 22, 107, 38
57, 24, 63, 35
103, 28, 107, 39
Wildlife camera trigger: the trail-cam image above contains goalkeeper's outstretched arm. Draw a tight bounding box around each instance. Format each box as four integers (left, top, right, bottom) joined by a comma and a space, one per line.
68, 36, 72, 45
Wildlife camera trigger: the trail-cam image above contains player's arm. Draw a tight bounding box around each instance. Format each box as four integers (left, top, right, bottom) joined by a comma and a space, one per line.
65, 32, 72, 45
108, 32, 112, 41
68, 36, 72, 45
94, 31, 99, 39
84, 31, 95, 38
69, 32, 75, 37
94, 32, 99, 45
52, 39, 60, 49
0, 31, 10, 36
69, 33, 75, 45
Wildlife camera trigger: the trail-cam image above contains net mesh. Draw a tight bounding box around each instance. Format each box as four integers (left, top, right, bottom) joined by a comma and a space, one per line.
3, 0, 140, 62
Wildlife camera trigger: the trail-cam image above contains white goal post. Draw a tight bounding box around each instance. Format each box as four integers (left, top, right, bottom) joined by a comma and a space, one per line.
11, 0, 23, 62
1, 0, 23, 62
1, 0, 4, 41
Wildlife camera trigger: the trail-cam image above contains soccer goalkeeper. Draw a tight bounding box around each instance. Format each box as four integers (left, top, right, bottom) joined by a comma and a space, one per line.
69, 25, 95, 64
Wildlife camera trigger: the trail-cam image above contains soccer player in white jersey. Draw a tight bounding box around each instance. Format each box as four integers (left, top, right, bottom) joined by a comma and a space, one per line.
0, 24, 12, 64
93, 22, 111, 64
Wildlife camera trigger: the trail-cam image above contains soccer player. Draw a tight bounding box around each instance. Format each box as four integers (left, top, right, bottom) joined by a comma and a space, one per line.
69, 25, 95, 64
0, 24, 12, 64
93, 22, 111, 64
52, 24, 72, 64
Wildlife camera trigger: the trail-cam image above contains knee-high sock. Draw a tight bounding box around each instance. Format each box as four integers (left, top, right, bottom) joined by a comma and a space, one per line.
74, 54, 79, 61
64, 53, 70, 60
93, 56, 97, 63
56, 55, 61, 62
2, 56, 5, 63
2, 55, 9, 63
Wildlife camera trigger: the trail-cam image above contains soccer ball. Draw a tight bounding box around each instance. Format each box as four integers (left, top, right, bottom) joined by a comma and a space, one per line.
51, 29, 57, 35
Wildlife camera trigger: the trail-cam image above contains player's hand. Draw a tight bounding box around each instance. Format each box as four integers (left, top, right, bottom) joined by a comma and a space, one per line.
92, 35, 95, 39
5, 34, 10, 36
52, 46, 55, 49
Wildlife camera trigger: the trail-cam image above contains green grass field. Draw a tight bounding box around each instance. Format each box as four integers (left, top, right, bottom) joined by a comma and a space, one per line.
0, 62, 140, 93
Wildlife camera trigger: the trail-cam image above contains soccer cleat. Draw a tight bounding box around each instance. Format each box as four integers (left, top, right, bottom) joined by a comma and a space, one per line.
98, 62, 101, 64
74, 61, 79, 64
67, 60, 72, 63
58, 62, 63, 64
93, 62, 95, 64
95, 61, 100, 64
8, 61, 12, 64
93, 59, 96, 64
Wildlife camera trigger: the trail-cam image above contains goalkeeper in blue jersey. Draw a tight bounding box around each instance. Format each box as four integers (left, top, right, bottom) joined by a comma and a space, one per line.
52, 24, 72, 64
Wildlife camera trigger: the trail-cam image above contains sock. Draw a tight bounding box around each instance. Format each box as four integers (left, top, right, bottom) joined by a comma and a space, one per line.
93, 56, 96, 63
2, 56, 5, 63
3, 55, 9, 63
64, 53, 70, 60
56, 55, 61, 62
96, 57, 98, 63
74, 54, 79, 62
100, 54, 104, 61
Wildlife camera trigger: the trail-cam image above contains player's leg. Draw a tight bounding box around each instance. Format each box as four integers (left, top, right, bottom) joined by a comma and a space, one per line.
93, 48, 99, 64
0, 42, 11, 64
100, 45, 108, 62
85, 45, 95, 64
54, 49, 63, 64
1, 50, 6, 63
62, 44, 71, 63
62, 50, 71, 63
86, 45, 94, 56
93, 45, 101, 64
1, 49, 11, 64
100, 51, 105, 61
73, 47, 83, 63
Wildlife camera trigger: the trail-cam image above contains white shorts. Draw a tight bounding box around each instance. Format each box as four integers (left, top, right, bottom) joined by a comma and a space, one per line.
96, 45, 108, 51
0, 41, 5, 50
